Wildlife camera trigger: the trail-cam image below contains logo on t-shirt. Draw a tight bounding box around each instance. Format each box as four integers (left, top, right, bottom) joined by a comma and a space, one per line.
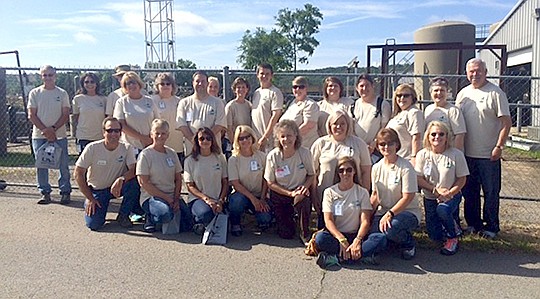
117, 155, 125, 163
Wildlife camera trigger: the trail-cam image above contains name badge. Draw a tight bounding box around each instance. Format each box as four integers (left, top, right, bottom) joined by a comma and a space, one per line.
423, 160, 432, 177
97, 160, 107, 166
275, 165, 291, 178
334, 200, 344, 216
250, 160, 258, 171
166, 157, 174, 167
186, 111, 193, 122
388, 171, 400, 185
341, 146, 353, 157
159, 101, 166, 109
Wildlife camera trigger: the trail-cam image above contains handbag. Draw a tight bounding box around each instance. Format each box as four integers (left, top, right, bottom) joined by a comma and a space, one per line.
202, 213, 228, 245
35, 142, 62, 169
162, 210, 181, 235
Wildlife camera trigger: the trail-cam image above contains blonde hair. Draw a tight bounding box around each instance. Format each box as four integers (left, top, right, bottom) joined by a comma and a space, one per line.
120, 71, 145, 94
232, 125, 259, 156
392, 84, 418, 117
326, 109, 353, 138
423, 121, 453, 150
151, 118, 170, 132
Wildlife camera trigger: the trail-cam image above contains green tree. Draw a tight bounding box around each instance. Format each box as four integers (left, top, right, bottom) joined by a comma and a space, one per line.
177, 58, 197, 69
237, 28, 293, 71
275, 4, 323, 71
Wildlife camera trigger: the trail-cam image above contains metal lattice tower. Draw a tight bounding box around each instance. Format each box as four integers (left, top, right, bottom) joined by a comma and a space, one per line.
144, 0, 176, 69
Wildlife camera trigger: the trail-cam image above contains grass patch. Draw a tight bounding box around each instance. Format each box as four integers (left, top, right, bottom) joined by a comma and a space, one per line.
504, 147, 540, 161
0, 152, 35, 167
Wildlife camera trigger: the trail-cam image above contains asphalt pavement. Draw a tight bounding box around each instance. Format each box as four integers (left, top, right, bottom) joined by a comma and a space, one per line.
0, 193, 538, 298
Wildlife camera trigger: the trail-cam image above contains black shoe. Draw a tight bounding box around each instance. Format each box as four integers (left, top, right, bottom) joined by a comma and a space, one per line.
193, 223, 205, 235
144, 218, 156, 233
360, 253, 380, 265
316, 252, 340, 269
60, 194, 71, 205
231, 225, 242, 237
37, 193, 51, 205
401, 246, 416, 260
116, 213, 133, 228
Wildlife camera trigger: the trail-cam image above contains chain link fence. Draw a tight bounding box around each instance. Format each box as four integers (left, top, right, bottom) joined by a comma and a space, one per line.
1, 67, 539, 226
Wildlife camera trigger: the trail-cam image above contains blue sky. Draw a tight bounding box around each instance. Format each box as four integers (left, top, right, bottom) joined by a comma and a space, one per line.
0, 0, 516, 70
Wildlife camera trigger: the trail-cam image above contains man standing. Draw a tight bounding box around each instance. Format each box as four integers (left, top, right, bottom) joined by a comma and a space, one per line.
456, 58, 511, 238
105, 64, 130, 116
74, 117, 141, 230
176, 71, 226, 155
251, 63, 284, 151
28, 65, 71, 204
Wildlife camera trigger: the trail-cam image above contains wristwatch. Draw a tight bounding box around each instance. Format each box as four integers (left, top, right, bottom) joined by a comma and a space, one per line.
495, 145, 504, 150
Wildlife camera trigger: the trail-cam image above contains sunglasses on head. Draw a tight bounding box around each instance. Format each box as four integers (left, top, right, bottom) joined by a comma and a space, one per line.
198, 135, 212, 142
105, 128, 121, 133
338, 167, 354, 174
292, 85, 306, 90
430, 132, 446, 137
238, 135, 252, 141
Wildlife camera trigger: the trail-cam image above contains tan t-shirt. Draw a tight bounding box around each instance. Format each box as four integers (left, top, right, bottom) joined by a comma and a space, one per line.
317, 97, 354, 136
151, 95, 184, 153
113, 95, 160, 150
28, 86, 71, 139
184, 153, 228, 202
225, 99, 252, 136
280, 97, 320, 148
176, 94, 226, 154
75, 140, 136, 190
228, 151, 266, 198
72, 94, 107, 140
456, 82, 510, 159
386, 106, 425, 160
424, 102, 466, 136
371, 156, 421, 221
264, 147, 315, 191
353, 97, 391, 144
311, 135, 371, 201
136, 146, 183, 204
415, 147, 469, 199
251, 85, 284, 140
322, 184, 372, 233
105, 88, 124, 116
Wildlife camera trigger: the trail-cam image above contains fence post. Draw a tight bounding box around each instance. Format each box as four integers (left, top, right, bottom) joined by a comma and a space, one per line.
222, 66, 230, 101
517, 100, 522, 133
0, 68, 7, 156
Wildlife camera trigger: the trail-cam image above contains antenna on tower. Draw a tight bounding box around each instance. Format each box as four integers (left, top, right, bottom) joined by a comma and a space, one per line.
144, 0, 176, 70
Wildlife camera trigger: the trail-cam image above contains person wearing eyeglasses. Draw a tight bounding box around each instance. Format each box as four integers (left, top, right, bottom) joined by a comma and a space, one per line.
28, 65, 72, 205
369, 128, 421, 260
280, 76, 319, 148
105, 65, 130, 116
415, 121, 469, 255
386, 84, 425, 166
227, 125, 271, 236
74, 117, 141, 230
317, 76, 354, 136
311, 110, 371, 228
265, 120, 314, 244
113, 71, 160, 154
183, 128, 228, 234
314, 156, 385, 269
151, 73, 185, 165
137, 119, 184, 233
72, 72, 107, 155
424, 77, 466, 152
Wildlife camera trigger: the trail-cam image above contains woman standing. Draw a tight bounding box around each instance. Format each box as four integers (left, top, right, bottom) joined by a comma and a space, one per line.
225, 77, 252, 141
184, 127, 228, 233
314, 157, 385, 269
151, 73, 185, 164
386, 84, 425, 165
72, 72, 107, 154
265, 120, 314, 244
416, 121, 469, 255
280, 76, 319, 148
317, 77, 354, 136
368, 128, 421, 260
113, 71, 160, 153
228, 125, 271, 236
137, 119, 183, 233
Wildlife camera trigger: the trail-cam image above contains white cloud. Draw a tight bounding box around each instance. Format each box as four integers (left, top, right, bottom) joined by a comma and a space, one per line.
74, 32, 97, 44
425, 14, 472, 24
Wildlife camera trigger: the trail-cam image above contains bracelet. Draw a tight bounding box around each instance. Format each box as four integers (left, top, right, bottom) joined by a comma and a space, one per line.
338, 237, 348, 244
387, 210, 395, 218
354, 237, 363, 243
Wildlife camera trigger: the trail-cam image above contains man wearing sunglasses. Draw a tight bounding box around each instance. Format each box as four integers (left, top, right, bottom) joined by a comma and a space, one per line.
28, 65, 72, 205
455, 58, 511, 239
74, 117, 141, 230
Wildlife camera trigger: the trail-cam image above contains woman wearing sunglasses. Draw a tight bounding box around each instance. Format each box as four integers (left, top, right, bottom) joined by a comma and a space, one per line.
183, 127, 228, 234
369, 128, 421, 260
280, 76, 319, 148
72, 72, 107, 154
386, 84, 425, 166
415, 121, 469, 255
152, 73, 185, 165
314, 156, 385, 269
227, 125, 271, 236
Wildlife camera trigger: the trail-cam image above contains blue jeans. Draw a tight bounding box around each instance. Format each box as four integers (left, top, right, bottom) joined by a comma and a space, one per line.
142, 197, 174, 225
462, 157, 501, 233
189, 199, 215, 226
84, 178, 141, 230
369, 211, 418, 250
32, 138, 71, 195
424, 193, 462, 241
228, 192, 272, 227
315, 230, 387, 258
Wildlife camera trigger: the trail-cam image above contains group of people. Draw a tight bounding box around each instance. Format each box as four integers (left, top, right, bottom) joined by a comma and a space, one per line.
27, 58, 511, 268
